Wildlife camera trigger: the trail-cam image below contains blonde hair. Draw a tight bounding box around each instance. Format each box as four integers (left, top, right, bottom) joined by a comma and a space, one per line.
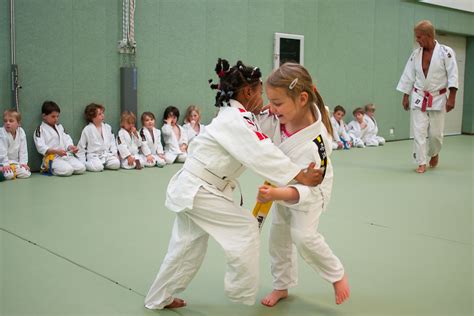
184, 105, 201, 123
414, 20, 435, 38
266, 63, 333, 136
364, 103, 375, 112
3, 109, 21, 123
120, 111, 136, 127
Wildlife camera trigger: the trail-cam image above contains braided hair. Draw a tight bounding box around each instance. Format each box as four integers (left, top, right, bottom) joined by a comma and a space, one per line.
209, 58, 262, 107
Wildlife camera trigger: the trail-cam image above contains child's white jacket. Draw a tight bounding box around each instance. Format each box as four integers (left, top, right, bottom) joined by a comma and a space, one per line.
76, 123, 117, 162
0, 127, 28, 165
161, 124, 188, 155
140, 127, 164, 155
33, 122, 74, 156
258, 103, 334, 212
166, 99, 302, 213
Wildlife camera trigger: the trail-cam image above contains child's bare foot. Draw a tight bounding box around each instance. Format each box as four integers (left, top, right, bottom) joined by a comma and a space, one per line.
429, 155, 439, 168
415, 164, 426, 173
164, 298, 186, 308
333, 274, 350, 305
261, 289, 288, 307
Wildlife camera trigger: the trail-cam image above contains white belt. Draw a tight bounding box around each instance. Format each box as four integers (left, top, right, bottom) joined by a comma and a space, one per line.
184, 157, 231, 191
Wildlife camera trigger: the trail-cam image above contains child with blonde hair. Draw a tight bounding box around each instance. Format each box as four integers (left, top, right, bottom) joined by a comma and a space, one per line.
117, 111, 154, 169
77, 103, 120, 172
363, 103, 385, 146
182, 105, 206, 144
34, 101, 85, 176
0, 109, 31, 179
140, 112, 166, 167
161, 106, 188, 164
257, 62, 350, 306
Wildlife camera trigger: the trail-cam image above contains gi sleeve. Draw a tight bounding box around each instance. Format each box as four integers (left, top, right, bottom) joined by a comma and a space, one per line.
206, 108, 301, 187
33, 126, 49, 156
0, 130, 8, 165
107, 125, 118, 155
60, 125, 74, 149
116, 130, 131, 158
397, 50, 416, 94
444, 47, 459, 89
19, 128, 28, 164
76, 128, 87, 162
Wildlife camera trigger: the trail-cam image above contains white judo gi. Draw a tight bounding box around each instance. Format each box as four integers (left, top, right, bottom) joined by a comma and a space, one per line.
161, 123, 188, 164
258, 104, 345, 290
139, 127, 166, 167
0, 127, 31, 179
76, 123, 120, 172
116, 128, 154, 169
397, 40, 458, 165
330, 116, 351, 150
346, 120, 366, 148
363, 115, 385, 147
34, 122, 85, 176
145, 99, 305, 309
183, 122, 206, 144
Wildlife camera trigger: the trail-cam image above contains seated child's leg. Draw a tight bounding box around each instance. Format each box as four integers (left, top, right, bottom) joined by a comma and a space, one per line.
86, 157, 105, 172
154, 155, 166, 167
104, 155, 120, 170
66, 156, 86, 174
164, 152, 177, 164
120, 157, 135, 170
2, 168, 15, 180
377, 136, 385, 145
51, 158, 74, 177
15, 165, 31, 179
140, 154, 155, 168
175, 153, 187, 163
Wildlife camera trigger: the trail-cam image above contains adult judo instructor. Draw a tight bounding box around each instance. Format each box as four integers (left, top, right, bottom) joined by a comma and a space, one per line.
396, 20, 458, 174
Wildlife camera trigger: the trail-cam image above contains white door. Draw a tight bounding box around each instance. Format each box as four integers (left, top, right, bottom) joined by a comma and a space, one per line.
410, 34, 466, 137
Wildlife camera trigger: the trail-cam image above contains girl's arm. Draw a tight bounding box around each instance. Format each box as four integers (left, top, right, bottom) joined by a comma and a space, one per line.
257, 184, 299, 204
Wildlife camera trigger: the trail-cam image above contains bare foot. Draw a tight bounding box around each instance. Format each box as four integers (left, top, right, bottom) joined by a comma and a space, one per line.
415, 164, 426, 173
333, 274, 350, 305
261, 289, 288, 307
135, 159, 142, 170
164, 298, 186, 308
429, 155, 439, 168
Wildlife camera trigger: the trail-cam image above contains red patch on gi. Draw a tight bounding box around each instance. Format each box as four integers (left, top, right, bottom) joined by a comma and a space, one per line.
254, 131, 268, 140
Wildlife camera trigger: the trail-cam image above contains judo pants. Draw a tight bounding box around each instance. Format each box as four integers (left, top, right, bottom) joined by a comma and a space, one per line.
85, 154, 120, 172
51, 155, 86, 176
164, 152, 187, 164
145, 187, 260, 309
2, 163, 31, 179
119, 154, 155, 169
412, 108, 445, 166
269, 201, 344, 290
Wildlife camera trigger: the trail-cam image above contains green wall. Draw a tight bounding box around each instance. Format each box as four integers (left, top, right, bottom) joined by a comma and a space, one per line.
462, 37, 474, 134
1, 0, 473, 170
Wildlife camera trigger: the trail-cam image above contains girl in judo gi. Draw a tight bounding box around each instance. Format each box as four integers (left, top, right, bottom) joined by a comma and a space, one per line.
330, 105, 352, 150
161, 106, 188, 164
0, 109, 31, 179
144, 58, 324, 310
139, 112, 166, 167
257, 63, 350, 306
116, 111, 154, 169
34, 101, 86, 176
76, 103, 120, 172
182, 105, 205, 144
346, 107, 367, 148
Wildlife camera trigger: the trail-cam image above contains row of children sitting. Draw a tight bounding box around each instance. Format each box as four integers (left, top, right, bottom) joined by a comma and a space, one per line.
0, 101, 205, 181
330, 103, 385, 150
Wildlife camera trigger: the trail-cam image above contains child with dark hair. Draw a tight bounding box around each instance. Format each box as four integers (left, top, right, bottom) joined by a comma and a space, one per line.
161, 106, 188, 164
116, 111, 154, 169
145, 58, 323, 310
76, 103, 120, 172
346, 107, 367, 148
140, 112, 166, 167
33, 101, 85, 176
330, 105, 351, 150
0, 109, 31, 179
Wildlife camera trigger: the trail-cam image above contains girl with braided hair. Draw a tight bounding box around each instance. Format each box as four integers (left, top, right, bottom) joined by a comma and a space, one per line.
256, 63, 350, 306
145, 59, 324, 310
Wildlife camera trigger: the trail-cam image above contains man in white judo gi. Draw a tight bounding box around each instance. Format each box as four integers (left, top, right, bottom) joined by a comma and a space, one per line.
396, 20, 458, 173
